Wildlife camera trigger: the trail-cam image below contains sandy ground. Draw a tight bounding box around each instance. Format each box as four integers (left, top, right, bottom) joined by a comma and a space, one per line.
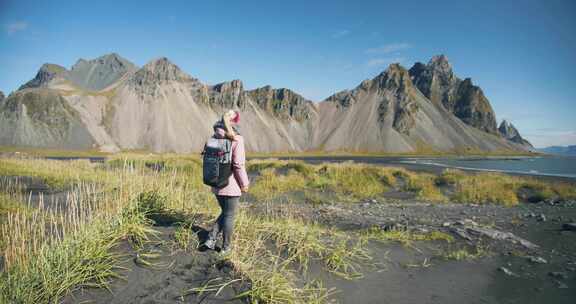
62, 225, 249, 304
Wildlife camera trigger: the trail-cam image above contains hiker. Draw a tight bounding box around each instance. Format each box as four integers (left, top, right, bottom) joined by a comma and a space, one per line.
203, 110, 249, 254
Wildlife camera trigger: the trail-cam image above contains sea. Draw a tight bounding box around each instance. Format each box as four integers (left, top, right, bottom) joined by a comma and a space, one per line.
269, 155, 576, 180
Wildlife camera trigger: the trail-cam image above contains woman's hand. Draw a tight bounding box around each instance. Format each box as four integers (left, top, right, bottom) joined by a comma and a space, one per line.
241, 186, 249, 193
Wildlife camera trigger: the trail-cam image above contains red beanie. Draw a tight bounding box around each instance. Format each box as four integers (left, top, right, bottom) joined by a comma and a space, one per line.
231, 111, 240, 124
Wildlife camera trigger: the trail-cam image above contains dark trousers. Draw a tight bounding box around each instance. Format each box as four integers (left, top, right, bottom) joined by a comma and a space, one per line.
208, 195, 239, 249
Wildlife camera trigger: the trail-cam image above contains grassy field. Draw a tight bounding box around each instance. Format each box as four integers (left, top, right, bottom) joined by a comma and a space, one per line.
0, 154, 574, 303
247, 159, 575, 205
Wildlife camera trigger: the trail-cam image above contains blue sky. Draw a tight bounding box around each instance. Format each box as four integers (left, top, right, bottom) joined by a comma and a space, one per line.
1, 0, 575, 147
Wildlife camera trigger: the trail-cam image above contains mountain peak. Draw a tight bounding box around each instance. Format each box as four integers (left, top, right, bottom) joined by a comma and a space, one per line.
498, 120, 532, 147
248, 85, 314, 121
67, 53, 136, 91
427, 54, 452, 74
429, 54, 449, 64
18, 63, 68, 90
212, 79, 244, 92
131, 57, 192, 87
373, 63, 413, 92
40, 63, 67, 74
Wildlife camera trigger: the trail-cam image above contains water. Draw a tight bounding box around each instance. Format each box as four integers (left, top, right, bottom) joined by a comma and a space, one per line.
265, 155, 576, 180
401, 156, 576, 179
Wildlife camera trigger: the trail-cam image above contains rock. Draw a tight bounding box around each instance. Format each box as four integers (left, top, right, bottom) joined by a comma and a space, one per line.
555, 280, 569, 289
454, 219, 478, 226
452, 223, 539, 250
548, 272, 569, 280
562, 223, 576, 231
442, 222, 451, 227
498, 266, 517, 277
450, 227, 473, 240
527, 256, 548, 264
370, 199, 378, 204
537, 214, 547, 222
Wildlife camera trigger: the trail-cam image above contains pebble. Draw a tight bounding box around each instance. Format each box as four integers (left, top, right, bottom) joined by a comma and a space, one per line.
562, 223, 576, 231
537, 214, 547, 222
527, 256, 548, 264
498, 266, 517, 277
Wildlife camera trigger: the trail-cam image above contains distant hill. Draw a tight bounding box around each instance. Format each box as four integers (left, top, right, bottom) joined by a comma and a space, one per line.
0, 53, 532, 153
537, 145, 576, 156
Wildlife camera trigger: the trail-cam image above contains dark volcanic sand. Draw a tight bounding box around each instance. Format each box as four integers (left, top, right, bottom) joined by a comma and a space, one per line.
248, 196, 576, 304
62, 226, 248, 304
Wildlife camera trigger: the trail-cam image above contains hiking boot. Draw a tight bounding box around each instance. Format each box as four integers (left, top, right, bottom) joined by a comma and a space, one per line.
219, 247, 232, 255
204, 238, 216, 250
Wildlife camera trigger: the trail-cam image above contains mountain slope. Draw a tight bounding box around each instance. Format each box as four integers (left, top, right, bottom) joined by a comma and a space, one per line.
95, 57, 318, 152
0, 53, 531, 153
0, 89, 94, 148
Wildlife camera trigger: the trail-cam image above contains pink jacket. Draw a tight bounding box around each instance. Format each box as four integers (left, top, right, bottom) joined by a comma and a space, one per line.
211, 128, 250, 197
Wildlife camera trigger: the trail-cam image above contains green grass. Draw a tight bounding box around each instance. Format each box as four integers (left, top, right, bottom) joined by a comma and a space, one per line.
0, 193, 30, 217
0, 204, 153, 303
0, 157, 375, 303
247, 160, 576, 205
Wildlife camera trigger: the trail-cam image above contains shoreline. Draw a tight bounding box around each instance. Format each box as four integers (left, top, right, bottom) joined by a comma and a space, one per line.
2, 153, 574, 182
252, 155, 576, 182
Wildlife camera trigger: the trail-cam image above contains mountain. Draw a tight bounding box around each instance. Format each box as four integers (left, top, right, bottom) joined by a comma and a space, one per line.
314, 64, 521, 152
0, 89, 93, 148
68, 53, 137, 91
19, 53, 136, 92
0, 53, 531, 153
498, 120, 532, 147
19, 63, 70, 90
409, 55, 498, 134
537, 145, 576, 156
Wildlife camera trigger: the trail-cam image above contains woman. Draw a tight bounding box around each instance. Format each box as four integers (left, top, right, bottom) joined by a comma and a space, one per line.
204, 110, 249, 254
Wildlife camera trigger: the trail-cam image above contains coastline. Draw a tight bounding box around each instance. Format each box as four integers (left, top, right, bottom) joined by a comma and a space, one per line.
250, 155, 576, 182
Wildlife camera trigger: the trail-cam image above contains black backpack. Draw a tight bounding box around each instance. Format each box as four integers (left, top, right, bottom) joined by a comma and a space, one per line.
202, 137, 233, 188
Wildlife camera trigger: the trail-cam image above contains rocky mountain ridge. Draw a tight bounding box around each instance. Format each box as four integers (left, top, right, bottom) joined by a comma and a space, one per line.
498, 120, 532, 147
409, 55, 498, 134
0, 53, 531, 153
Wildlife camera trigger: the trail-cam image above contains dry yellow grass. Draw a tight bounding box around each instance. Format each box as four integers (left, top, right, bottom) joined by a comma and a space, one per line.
1, 155, 575, 303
